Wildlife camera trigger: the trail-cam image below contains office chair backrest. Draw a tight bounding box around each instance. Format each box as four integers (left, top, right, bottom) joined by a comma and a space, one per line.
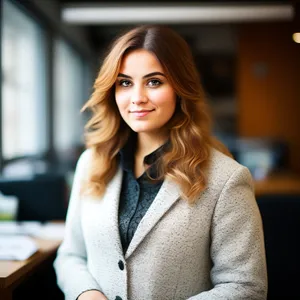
256, 194, 300, 300
0, 174, 68, 222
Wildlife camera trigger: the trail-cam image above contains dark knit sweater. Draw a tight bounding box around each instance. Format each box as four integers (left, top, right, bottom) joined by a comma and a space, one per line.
118, 134, 169, 254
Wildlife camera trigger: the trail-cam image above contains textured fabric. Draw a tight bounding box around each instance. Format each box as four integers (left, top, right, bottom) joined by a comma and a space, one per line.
118, 131, 170, 178
54, 148, 268, 300
118, 171, 162, 254
118, 133, 167, 253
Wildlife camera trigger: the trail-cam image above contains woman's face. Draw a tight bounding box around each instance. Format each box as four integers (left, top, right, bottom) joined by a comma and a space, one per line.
115, 49, 176, 137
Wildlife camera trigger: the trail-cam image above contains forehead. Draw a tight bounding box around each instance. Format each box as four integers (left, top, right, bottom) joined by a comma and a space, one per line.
119, 49, 164, 73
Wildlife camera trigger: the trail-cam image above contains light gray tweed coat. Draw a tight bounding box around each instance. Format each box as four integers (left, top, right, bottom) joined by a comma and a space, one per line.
54, 148, 267, 300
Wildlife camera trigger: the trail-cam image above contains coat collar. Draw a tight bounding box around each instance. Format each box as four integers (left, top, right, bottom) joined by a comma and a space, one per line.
107, 166, 181, 260
124, 177, 181, 259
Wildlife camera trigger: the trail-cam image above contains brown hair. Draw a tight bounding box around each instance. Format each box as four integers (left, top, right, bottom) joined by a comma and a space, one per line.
81, 25, 231, 204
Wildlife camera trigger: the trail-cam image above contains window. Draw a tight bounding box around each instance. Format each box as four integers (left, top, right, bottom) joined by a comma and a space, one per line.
1, 0, 47, 159
53, 39, 85, 153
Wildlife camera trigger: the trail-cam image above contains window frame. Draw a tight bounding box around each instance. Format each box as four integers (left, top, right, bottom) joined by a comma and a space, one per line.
0, 0, 95, 173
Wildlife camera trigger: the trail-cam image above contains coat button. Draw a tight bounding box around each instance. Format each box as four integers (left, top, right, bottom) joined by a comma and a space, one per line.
115, 297, 122, 300
118, 260, 124, 270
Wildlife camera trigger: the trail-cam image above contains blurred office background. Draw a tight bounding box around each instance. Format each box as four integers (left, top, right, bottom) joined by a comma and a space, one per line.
1, 1, 300, 299
0, 0, 299, 218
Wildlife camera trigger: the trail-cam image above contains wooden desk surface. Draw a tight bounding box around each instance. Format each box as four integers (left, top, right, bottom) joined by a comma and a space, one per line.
0, 238, 61, 290
254, 172, 300, 196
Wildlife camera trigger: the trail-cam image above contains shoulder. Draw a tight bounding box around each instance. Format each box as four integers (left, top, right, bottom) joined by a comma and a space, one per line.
206, 148, 254, 192
74, 148, 93, 176
77, 148, 93, 165
209, 148, 242, 172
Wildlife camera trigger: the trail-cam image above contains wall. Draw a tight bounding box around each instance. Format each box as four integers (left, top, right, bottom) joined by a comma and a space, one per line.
237, 22, 300, 172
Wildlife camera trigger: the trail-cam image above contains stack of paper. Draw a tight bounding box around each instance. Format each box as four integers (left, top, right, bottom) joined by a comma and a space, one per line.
0, 221, 42, 236
0, 221, 65, 240
35, 223, 65, 240
0, 235, 38, 260
0, 221, 65, 261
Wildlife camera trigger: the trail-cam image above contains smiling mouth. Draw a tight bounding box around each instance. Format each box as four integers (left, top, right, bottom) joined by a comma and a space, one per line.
130, 109, 155, 117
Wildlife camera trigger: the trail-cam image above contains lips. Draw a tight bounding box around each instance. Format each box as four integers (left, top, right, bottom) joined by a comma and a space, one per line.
130, 109, 155, 117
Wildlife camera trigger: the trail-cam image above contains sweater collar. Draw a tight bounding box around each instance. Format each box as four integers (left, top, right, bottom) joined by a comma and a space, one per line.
119, 132, 170, 178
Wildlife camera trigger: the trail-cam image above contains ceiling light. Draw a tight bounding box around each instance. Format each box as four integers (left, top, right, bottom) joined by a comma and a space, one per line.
62, 4, 293, 25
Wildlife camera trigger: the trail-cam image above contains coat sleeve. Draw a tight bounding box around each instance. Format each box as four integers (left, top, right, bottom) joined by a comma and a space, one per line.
53, 150, 103, 300
188, 165, 268, 300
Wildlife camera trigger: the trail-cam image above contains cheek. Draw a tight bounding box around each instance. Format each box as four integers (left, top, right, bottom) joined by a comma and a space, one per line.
152, 89, 176, 109
115, 92, 128, 113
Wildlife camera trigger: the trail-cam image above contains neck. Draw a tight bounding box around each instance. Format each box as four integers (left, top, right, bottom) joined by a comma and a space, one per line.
136, 131, 169, 159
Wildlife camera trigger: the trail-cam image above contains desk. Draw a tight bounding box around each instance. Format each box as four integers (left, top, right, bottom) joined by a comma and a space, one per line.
254, 172, 300, 196
0, 238, 61, 300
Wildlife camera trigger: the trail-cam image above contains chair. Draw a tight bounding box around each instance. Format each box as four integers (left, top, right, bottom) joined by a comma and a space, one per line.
256, 194, 300, 300
0, 174, 68, 222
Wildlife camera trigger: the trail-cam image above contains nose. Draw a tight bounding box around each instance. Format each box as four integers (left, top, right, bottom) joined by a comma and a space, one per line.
131, 85, 148, 104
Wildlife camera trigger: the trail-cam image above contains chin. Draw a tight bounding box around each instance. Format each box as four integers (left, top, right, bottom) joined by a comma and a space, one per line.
130, 125, 157, 134
131, 128, 152, 133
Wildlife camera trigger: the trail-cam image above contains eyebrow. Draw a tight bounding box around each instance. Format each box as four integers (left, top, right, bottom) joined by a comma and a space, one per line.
117, 72, 166, 79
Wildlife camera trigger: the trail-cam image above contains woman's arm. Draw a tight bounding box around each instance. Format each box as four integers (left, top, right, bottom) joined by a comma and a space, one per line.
53, 150, 104, 300
188, 166, 268, 300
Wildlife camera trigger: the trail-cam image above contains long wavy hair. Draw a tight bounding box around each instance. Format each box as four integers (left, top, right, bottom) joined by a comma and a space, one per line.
81, 25, 231, 204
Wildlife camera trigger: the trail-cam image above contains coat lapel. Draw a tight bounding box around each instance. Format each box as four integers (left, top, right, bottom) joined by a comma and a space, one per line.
125, 179, 181, 259
103, 166, 124, 256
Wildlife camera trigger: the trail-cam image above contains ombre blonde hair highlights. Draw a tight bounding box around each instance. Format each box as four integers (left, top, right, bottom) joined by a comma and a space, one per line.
81, 25, 231, 204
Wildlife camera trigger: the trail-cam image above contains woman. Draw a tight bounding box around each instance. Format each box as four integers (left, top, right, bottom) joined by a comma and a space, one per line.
54, 25, 267, 300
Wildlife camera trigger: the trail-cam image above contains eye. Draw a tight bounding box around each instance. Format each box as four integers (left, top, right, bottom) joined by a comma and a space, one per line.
147, 79, 162, 87
118, 80, 132, 87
